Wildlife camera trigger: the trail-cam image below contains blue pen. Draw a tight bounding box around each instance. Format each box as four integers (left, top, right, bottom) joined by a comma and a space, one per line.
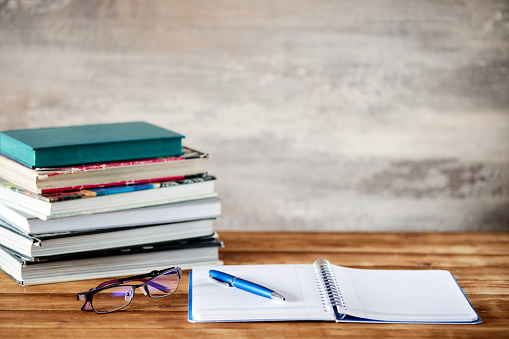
209, 270, 286, 301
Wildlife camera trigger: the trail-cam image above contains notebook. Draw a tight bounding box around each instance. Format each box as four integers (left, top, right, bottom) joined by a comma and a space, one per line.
188, 259, 481, 324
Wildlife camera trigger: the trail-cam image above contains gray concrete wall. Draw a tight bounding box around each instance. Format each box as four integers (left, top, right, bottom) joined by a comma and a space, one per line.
0, 0, 508, 231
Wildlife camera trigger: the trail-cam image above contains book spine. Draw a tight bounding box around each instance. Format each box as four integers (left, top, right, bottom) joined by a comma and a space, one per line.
43, 157, 187, 176
37, 146, 207, 173
44, 174, 215, 202
0, 133, 35, 168
44, 190, 98, 202
32, 137, 184, 168
0, 181, 50, 202
313, 259, 346, 322
39, 175, 188, 194
1, 174, 215, 203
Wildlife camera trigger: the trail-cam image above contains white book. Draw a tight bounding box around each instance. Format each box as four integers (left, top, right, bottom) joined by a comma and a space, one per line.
189, 259, 481, 324
0, 178, 216, 220
0, 197, 221, 234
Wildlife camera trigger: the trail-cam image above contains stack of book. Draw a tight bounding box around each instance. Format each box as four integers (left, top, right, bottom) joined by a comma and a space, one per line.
0, 122, 223, 285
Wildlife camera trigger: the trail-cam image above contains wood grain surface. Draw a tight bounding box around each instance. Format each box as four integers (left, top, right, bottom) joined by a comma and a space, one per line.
0, 0, 508, 231
0, 231, 508, 338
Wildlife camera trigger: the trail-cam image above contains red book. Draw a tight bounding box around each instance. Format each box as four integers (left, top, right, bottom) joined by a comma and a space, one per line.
0, 147, 209, 194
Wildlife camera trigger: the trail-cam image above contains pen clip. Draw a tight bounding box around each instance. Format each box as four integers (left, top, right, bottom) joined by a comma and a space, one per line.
209, 275, 233, 287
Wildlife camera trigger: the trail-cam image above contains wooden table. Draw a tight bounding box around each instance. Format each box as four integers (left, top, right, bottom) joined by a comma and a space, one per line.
1, 232, 508, 338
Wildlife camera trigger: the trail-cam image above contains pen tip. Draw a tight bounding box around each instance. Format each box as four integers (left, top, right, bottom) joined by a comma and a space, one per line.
271, 292, 286, 301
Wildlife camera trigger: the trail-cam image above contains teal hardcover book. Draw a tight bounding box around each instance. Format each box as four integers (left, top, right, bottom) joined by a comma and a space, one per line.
0, 122, 184, 168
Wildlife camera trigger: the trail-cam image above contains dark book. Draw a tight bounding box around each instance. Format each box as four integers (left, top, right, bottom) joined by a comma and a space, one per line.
0, 146, 208, 194
0, 235, 223, 286
0, 122, 184, 168
0, 218, 217, 261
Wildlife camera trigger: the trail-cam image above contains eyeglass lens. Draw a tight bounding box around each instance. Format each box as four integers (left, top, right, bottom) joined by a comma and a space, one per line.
147, 270, 180, 298
92, 285, 134, 313
90, 270, 179, 313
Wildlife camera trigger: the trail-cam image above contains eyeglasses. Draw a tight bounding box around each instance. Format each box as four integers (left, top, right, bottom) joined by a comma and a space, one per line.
77, 267, 182, 314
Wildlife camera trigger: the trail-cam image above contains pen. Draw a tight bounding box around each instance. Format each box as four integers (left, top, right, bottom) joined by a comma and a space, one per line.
209, 270, 286, 301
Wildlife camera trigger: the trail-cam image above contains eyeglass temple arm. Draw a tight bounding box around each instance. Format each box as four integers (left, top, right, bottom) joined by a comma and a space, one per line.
118, 267, 180, 283
147, 280, 173, 293
146, 268, 181, 292
149, 268, 181, 292
121, 268, 181, 293
77, 293, 91, 311
124, 268, 181, 293
96, 268, 180, 286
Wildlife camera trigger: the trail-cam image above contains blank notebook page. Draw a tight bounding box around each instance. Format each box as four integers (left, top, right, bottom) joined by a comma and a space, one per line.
190, 265, 334, 322
334, 266, 479, 322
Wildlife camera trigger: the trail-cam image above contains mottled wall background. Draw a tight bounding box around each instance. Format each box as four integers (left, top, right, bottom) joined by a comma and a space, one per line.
0, 0, 508, 231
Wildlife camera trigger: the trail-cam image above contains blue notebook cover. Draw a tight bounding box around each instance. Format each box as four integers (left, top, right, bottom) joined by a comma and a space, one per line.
0, 122, 184, 168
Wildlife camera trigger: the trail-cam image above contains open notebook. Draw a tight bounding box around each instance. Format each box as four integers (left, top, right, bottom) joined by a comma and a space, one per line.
188, 259, 481, 324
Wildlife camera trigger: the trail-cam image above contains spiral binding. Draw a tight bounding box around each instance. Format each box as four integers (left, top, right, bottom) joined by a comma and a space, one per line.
313, 259, 346, 321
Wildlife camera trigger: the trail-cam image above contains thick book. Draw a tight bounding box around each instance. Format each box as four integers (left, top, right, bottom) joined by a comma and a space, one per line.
0, 174, 217, 220
0, 235, 223, 286
188, 259, 481, 324
0, 122, 184, 168
0, 218, 216, 261
0, 198, 221, 234
0, 146, 208, 194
